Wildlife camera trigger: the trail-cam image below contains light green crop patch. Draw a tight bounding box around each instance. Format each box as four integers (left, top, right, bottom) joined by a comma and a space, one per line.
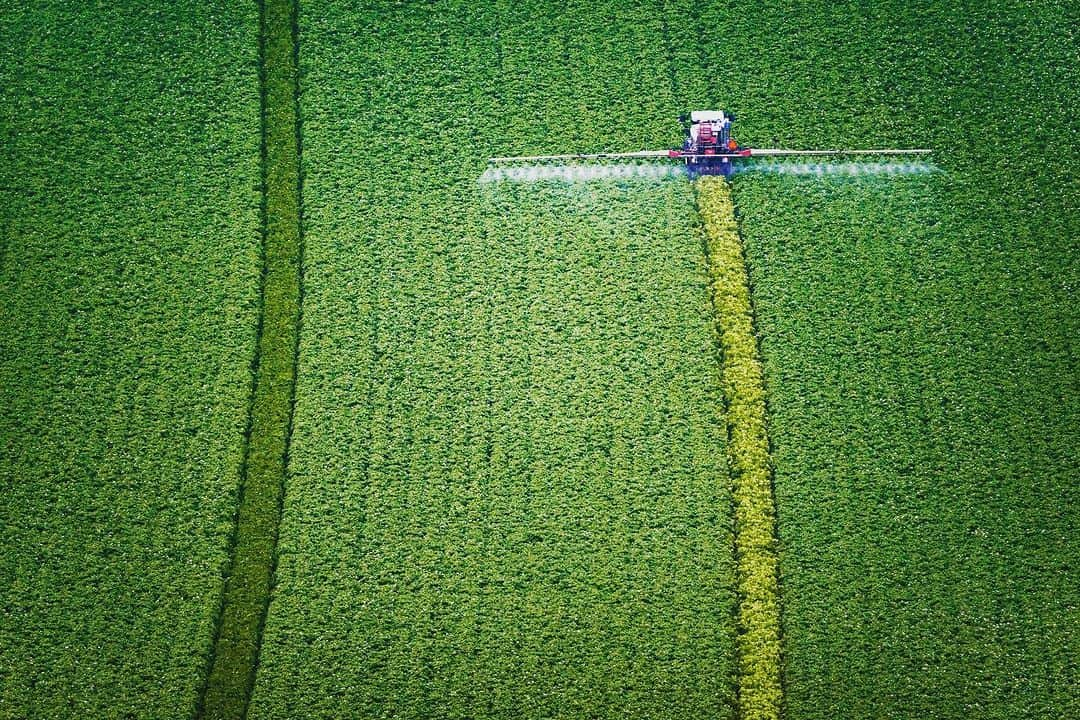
696, 176, 782, 720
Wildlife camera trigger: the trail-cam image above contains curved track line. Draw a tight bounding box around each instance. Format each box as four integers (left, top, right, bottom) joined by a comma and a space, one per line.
197, 0, 302, 717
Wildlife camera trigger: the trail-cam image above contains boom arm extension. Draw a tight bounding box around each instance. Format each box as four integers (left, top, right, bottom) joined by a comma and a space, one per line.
748, 148, 932, 156
489, 148, 932, 163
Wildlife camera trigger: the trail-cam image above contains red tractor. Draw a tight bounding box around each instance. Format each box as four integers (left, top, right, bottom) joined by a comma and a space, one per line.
668, 110, 750, 176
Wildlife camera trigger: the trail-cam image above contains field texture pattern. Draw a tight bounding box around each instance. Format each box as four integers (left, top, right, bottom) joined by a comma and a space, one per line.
1, 0, 1076, 717
0, 2, 261, 718
249, 0, 740, 717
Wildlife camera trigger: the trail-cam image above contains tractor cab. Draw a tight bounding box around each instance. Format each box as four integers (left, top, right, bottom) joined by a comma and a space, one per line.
676, 110, 748, 175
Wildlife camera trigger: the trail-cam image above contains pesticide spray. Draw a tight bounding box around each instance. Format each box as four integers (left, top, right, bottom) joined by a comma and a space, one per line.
479, 159, 937, 184
479, 162, 686, 184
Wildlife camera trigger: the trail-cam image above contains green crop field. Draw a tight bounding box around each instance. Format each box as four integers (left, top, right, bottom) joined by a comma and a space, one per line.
0, 1, 261, 717
720, 1, 1078, 717
0, 0, 1076, 719
249, 3, 742, 716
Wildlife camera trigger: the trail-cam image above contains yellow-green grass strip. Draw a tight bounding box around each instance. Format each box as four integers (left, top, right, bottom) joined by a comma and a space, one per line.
696, 176, 782, 720
197, 0, 302, 717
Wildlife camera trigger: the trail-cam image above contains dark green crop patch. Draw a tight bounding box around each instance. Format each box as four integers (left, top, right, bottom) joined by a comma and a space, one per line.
0, 2, 262, 718
248, 1, 741, 718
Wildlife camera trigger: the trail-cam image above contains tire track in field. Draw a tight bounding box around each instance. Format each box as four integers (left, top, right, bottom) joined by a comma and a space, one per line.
696, 176, 783, 720
197, 0, 302, 717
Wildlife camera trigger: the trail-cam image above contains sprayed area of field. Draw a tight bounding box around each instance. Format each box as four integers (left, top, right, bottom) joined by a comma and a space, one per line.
480, 160, 935, 184
480, 161, 685, 183
737, 160, 936, 177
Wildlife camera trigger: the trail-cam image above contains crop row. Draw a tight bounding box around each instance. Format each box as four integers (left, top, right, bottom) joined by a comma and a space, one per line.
695, 177, 782, 720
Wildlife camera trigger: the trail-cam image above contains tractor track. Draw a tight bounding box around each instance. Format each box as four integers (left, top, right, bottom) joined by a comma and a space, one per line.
727, 182, 789, 720
657, 1, 785, 714
695, 176, 783, 720
196, 0, 303, 717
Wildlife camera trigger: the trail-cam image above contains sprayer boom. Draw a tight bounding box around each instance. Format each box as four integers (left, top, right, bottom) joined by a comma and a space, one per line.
487, 111, 932, 176
749, 148, 932, 157
488, 150, 671, 163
